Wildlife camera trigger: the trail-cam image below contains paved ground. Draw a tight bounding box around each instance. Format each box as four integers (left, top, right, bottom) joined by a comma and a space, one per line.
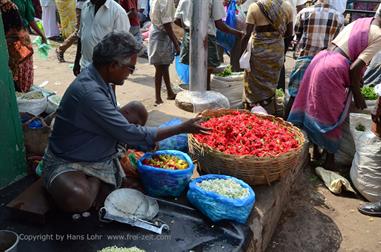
31, 38, 381, 252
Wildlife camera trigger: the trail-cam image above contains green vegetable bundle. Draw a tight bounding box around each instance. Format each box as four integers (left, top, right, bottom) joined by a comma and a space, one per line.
361, 86, 378, 100
216, 65, 233, 77
276, 88, 284, 98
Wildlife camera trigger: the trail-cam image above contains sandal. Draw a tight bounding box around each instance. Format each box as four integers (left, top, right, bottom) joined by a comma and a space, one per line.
56, 48, 65, 63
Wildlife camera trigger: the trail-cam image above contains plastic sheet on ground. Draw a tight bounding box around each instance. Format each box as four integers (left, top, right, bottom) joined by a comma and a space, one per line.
315, 166, 356, 194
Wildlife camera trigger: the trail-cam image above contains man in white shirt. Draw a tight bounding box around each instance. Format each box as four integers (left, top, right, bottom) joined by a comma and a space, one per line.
174, 0, 243, 90
148, 0, 179, 104
73, 0, 131, 75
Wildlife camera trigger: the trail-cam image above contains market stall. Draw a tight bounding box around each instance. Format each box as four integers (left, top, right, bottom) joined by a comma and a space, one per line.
2, 104, 309, 252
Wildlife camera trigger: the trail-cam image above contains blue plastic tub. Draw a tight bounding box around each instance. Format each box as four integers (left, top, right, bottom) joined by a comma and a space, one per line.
137, 150, 194, 197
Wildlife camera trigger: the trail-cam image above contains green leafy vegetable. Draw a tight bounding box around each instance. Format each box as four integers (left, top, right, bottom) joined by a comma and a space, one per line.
216, 65, 233, 77
361, 86, 378, 100
276, 88, 284, 98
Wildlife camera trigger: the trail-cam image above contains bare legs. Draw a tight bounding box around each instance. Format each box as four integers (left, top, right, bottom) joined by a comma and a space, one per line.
154, 64, 176, 104
47, 171, 106, 212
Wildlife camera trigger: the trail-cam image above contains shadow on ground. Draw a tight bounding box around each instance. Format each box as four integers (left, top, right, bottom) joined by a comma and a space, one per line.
267, 167, 343, 252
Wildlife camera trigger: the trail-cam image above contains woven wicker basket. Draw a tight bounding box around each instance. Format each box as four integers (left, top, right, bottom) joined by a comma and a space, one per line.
188, 109, 305, 186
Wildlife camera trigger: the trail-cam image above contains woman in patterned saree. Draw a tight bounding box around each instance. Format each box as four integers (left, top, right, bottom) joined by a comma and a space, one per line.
241, 0, 293, 115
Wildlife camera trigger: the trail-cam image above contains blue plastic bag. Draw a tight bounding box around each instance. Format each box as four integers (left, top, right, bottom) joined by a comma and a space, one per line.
175, 55, 189, 85
187, 174, 255, 224
216, 0, 237, 52
137, 150, 194, 197
158, 119, 188, 152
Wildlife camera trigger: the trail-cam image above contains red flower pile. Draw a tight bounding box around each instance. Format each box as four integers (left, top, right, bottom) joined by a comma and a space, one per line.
194, 112, 300, 157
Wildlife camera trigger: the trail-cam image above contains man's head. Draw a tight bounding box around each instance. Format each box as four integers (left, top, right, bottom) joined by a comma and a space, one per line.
119, 101, 148, 126
93, 32, 142, 85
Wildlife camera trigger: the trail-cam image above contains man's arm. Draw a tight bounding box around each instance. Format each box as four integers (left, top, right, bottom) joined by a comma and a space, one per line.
82, 90, 209, 148
215, 19, 244, 37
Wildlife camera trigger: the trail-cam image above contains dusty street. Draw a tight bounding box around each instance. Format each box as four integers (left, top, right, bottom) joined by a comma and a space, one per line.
31, 38, 381, 252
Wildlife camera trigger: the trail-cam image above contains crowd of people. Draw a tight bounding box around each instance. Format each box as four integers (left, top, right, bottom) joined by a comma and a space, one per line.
1, 0, 381, 215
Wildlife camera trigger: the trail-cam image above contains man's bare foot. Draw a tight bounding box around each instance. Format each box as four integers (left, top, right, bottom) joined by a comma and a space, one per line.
167, 93, 176, 100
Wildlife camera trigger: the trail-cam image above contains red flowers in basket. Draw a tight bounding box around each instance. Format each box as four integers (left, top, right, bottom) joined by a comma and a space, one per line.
194, 112, 300, 157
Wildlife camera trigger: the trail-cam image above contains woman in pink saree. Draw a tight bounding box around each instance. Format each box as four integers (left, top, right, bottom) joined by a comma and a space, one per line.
288, 10, 381, 170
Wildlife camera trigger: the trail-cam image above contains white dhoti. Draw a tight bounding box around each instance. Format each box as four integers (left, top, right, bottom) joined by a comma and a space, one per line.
41, 4, 60, 38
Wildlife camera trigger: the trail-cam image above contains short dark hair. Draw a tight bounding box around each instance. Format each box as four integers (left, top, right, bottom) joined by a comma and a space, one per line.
92, 31, 142, 67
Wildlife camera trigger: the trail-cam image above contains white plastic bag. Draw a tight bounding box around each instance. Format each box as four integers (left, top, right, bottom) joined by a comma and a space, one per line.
45, 94, 62, 114
17, 90, 48, 116
239, 38, 252, 72
250, 105, 268, 115
349, 113, 381, 202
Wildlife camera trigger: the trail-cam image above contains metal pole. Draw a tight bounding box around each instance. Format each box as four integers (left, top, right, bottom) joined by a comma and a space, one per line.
189, 0, 208, 92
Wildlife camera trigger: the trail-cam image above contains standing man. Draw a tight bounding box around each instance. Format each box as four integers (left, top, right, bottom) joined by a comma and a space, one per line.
175, 0, 244, 90
285, 0, 344, 118
148, 0, 179, 105
73, 0, 131, 76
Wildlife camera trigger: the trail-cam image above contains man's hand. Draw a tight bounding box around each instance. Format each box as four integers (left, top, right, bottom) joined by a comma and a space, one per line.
73, 62, 81, 76
179, 117, 211, 135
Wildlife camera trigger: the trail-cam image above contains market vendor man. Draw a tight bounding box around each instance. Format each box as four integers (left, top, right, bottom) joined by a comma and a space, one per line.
42, 32, 210, 213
